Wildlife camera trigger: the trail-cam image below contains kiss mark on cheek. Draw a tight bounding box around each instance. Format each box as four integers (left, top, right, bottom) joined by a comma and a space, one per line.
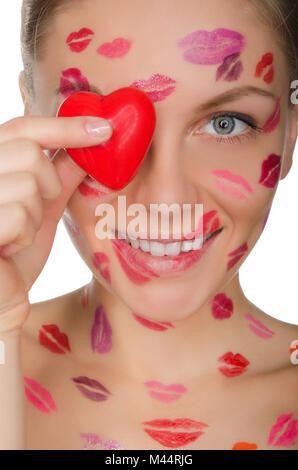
244, 313, 275, 339
59, 68, 90, 98
72, 376, 112, 402
97, 37, 133, 58
255, 53, 274, 84
132, 312, 175, 331
211, 293, 234, 320
218, 352, 250, 377
130, 73, 176, 103
144, 381, 187, 403
80, 433, 124, 450
91, 305, 112, 354
216, 53, 243, 82
213, 170, 253, 201
39, 324, 71, 353
267, 413, 298, 447
66, 28, 94, 53
24, 377, 57, 414
177, 28, 245, 65
262, 97, 281, 133
227, 242, 248, 271
259, 154, 281, 188
142, 418, 209, 448
232, 442, 258, 450
92, 252, 111, 285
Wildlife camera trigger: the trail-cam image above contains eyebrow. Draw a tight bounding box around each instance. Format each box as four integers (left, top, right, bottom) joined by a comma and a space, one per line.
194, 86, 277, 112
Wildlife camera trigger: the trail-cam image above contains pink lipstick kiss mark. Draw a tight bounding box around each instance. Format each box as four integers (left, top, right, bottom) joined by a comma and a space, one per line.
262, 97, 281, 134
177, 28, 245, 65
24, 377, 57, 414
218, 352, 250, 377
59, 68, 90, 99
97, 37, 132, 58
211, 293, 234, 320
244, 313, 275, 339
39, 324, 71, 354
259, 154, 281, 189
227, 242, 248, 271
130, 73, 176, 103
213, 170, 253, 201
81, 284, 90, 308
255, 53, 274, 84
66, 27, 94, 53
216, 53, 243, 82
143, 418, 209, 448
80, 433, 124, 450
112, 242, 156, 285
91, 305, 112, 354
92, 252, 111, 285
267, 413, 298, 448
132, 313, 175, 331
144, 381, 187, 403
72, 376, 112, 402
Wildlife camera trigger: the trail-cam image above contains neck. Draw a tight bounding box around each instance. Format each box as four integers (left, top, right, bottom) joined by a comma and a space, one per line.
73, 274, 251, 382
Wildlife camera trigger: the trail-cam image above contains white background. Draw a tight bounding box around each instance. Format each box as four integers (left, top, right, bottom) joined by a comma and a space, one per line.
0, 2, 297, 325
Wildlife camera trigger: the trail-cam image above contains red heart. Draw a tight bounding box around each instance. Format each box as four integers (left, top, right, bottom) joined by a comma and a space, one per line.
57, 88, 156, 190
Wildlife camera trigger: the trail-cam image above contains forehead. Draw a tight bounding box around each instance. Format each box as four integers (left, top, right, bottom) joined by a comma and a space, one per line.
35, 0, 287, 111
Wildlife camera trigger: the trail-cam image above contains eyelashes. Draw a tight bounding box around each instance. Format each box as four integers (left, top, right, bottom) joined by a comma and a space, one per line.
191, 111, 265, 145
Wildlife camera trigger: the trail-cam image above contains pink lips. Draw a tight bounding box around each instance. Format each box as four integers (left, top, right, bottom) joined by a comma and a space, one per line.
213, 170, 253, 201
80, 433, 124, 450
130, 73, 176, 103
244, 313, 275, 339
177, 28, 245, 65
144, 381, 187, 403
24, 377, 57, 414
59, 68, 90, 98
267, 413, 298, 448
97, 37, 132, 58
66, 28, 94, 53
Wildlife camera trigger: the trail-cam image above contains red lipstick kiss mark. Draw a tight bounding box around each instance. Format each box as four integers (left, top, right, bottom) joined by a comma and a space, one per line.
255, 53, 274, 84
144, 381, 187, 403
59, 68, 90, 98
211, 293, 234, 320
232, 442, 258, 450
112, 245, 154, 285
132, 313, 174, 331
39, 324, 71, 354
24, 377, 57, 414
72, 376, 112, 402
143, 418, 208, 448
244, 313, 275, 339
267, 413, 298, 448
92, 252, 111, 285
218, 352, 250, 377
130, 73, 176, 103
91, 305, 113, 354
259, 154, 281, 189
66, 28, 94, 53
80, 433, 124, 450
227, 242, 248, 271
81, 284, 90, 308
97, 37, 132, 58
216, 53, 243, 82
262, 98, 281, 134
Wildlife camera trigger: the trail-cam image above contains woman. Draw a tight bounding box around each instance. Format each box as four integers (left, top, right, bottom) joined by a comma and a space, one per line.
0, 0, 297, 450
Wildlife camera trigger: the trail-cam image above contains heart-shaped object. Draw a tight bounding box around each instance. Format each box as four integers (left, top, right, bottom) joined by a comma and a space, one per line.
57, 88, 156, 190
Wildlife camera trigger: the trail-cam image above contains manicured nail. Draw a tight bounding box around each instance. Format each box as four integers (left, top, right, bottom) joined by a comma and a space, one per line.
84, 118, 113, 139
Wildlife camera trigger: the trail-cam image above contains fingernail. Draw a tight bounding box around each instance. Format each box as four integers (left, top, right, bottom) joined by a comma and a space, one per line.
84, 118, 113, 139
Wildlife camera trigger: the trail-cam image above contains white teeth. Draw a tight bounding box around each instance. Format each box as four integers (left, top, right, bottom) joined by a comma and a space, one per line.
150, 241, 165, 256
192, 237, 204, 250
130, 238, 140, 249
181, 240, 193, 252
139, 239, 150, 252
164, 242, 181, 256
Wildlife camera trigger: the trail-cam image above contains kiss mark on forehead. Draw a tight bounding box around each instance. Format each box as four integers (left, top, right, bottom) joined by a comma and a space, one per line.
66, 28, 94, 53
255, 53, 274, 84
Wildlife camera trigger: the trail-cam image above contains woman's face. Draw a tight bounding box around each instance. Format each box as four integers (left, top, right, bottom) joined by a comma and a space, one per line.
29, 0, 293, 321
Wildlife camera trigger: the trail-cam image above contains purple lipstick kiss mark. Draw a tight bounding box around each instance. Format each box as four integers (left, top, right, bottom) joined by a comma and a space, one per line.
259, 154, 281, 189
80, 433, 124, 450
177, 28, 245, 65
216, 53, 243, 81
91, 305, 112, 354
72, 376, 112, 402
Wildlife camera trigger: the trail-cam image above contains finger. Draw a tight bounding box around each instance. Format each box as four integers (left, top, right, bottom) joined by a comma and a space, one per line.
0, 202, 36, 257
0, 115, 113, 149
